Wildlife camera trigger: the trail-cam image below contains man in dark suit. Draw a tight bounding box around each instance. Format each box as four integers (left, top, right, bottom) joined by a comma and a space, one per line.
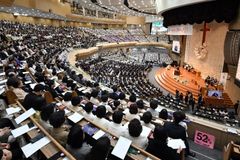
164, 111, 196, 157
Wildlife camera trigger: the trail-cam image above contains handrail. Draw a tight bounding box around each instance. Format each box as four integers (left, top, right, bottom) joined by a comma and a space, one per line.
16, 101, 77, 160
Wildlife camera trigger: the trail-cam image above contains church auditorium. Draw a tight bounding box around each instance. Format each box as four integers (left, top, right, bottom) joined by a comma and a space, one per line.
0, 0, 240, 160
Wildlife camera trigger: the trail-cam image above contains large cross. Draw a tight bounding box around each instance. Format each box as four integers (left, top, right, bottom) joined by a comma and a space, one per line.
200, 22, 210, 44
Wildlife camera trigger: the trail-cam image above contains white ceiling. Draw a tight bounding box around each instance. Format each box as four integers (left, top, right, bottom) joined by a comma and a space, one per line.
71, 0, 213, 22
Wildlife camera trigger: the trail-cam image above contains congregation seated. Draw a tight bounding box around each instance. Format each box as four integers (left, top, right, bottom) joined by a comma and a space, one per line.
2, 18, 236, 159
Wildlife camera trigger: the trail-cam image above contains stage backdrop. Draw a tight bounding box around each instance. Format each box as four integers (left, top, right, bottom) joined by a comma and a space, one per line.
184, 21, 240, 102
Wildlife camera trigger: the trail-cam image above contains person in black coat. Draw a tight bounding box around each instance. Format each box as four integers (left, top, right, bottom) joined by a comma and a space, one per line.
146, 125, 181, 160
164, 111, 195, 157
23, 84, 46, 111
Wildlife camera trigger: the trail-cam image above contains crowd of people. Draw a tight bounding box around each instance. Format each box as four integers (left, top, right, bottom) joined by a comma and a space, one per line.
0, 20, 200, 159
0, 19, 239, 160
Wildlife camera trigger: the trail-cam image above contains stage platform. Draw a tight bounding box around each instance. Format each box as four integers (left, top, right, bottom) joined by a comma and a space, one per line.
155, 67, 234, 107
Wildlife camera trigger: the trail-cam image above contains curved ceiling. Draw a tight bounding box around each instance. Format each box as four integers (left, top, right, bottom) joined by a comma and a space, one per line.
155, 0, 213, 14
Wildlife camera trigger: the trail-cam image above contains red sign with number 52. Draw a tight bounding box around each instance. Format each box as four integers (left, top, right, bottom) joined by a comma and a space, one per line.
194, 130, 215, 149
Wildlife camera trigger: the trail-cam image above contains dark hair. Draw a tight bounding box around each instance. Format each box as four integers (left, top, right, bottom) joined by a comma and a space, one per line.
159, 109, 168, 120
63, 92, 72, 101
153, 125, 168, 142
109, 92, 118, 100
71, 96, 81, 106
129, 94, 136, 102
101, 95, 108, 103
84, 102, 93, 113
136, 100, 144, 109
113, 100, 120, 108
142, 111, 152, 124
96, 105, 106, 118
112, 85, 118, 92
67, 125, 84, 148
0, 118, 14, 129
34, 84, 45, 92
101, 90, 109, 96
91, 89, 99, 98
67, 80, 73, 88
40, 103, 55, 121
112, 111, 123, 124
49, 111, 65, 128
86, 137, 111, 160
94, 82, 99, 88
128, 119, 142, 137
6, 77, 18, 88
34, 96, 46, 111
11, 77, 20, 88
129, 104, 138, 114
173, 111, 185, 124
62, 76, 68, 83
118, 92, 125, 100
47, 80, 55, 87
150, 99, 158, 110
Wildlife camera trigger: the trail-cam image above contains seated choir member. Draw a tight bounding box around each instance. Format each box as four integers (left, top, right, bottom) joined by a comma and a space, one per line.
62, 92, 73, 108
86, 137, 111, 160
71, 96, 82, 112
39, 103, 55, 132
82, 102, 95, 121
49, 111, 69, 146
6, 77, 27, 100
66, 125, 92, 160
147, 99, 159, 117
146, 125, 181, 160
136, 100, 146, 113
159, 109, 170, 120
164, 111, 195, 157
99, 95, 113, 113
124, 104, 140, 121
92, 105, 110, 130
123, 119, 148, 149
118, 92, 127, 109
141, 111, 155, 130
127, 94, 137, 107
108, 111, 125, 137
90, 89, 100, 105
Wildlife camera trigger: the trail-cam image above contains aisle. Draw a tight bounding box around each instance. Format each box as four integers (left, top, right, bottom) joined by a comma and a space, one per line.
147, 66, 171, 96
